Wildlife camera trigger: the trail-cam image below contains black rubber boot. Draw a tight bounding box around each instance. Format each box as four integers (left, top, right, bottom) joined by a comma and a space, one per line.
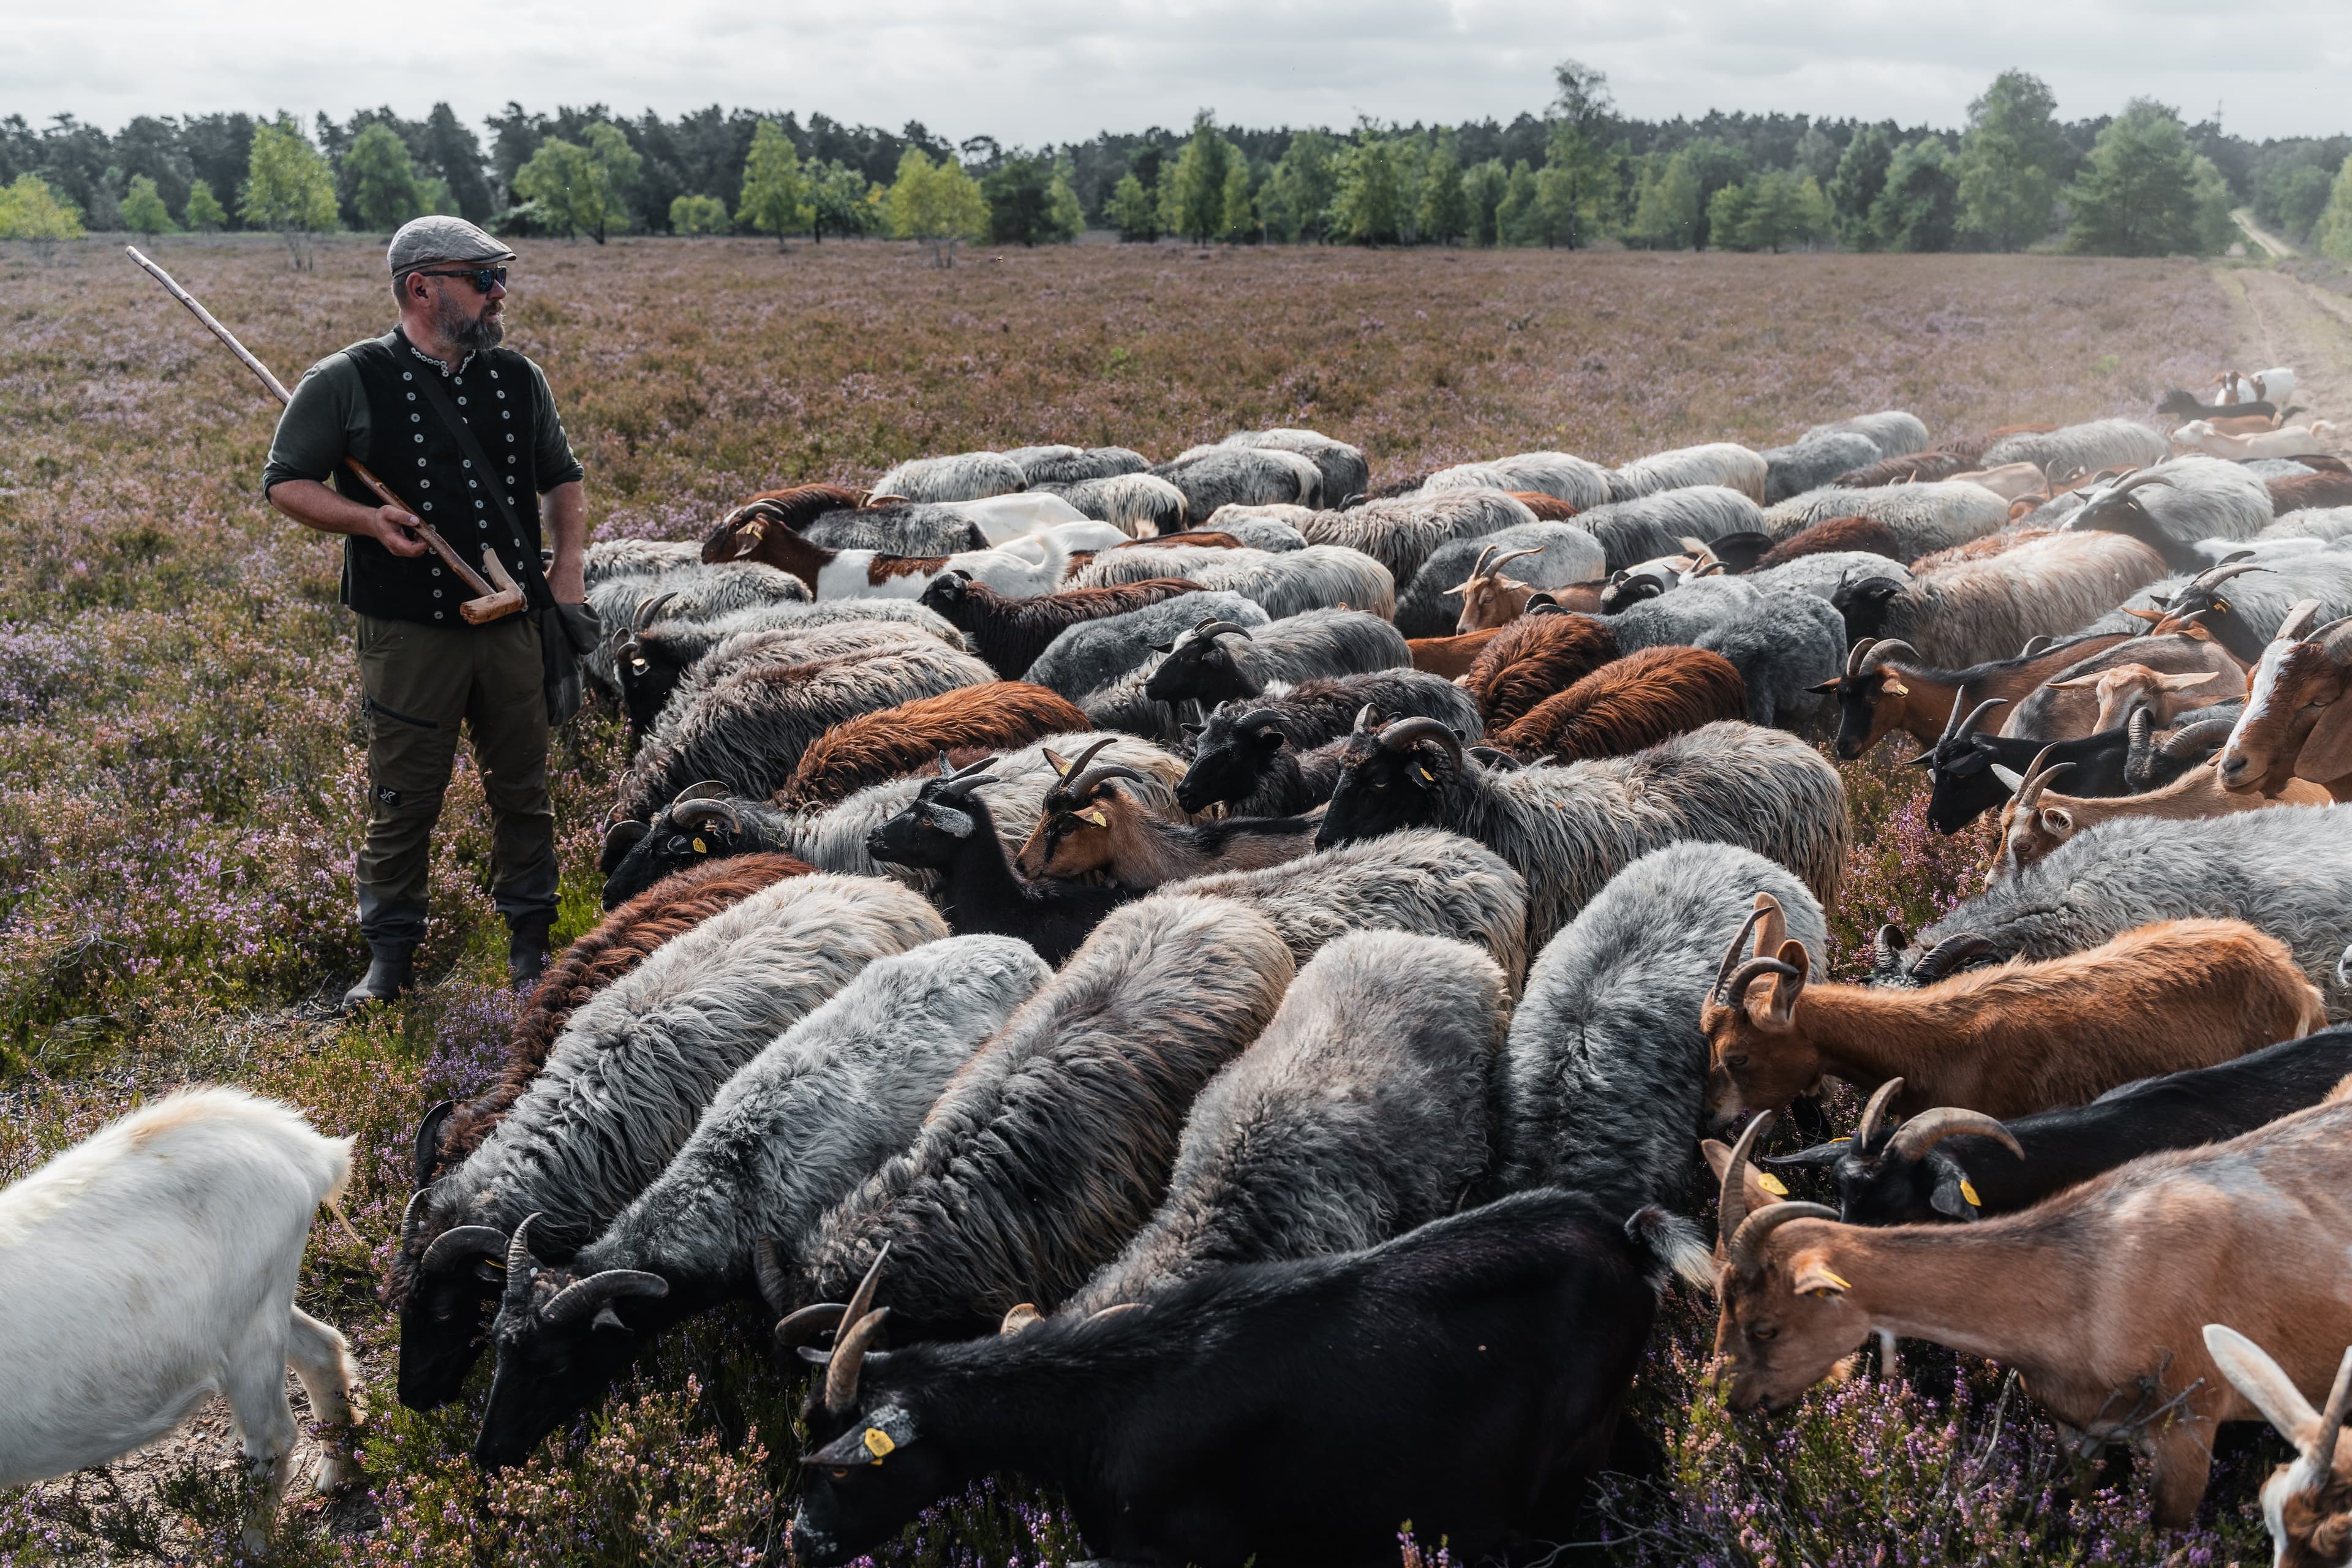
341, 949, 415, 1012
508, 918, 554, 992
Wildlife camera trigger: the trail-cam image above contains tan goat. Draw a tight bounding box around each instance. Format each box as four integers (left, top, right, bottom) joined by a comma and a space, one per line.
1982, 747, 2332, 885
2041, 660, 2239, 735
1710, 1095, 2352, 1529
2206, 1324, 2352, 1567
1011, 747, 1313, 890
1701, 895, 2324, 1130
1943, 461, 2048, 501
1448, 545, 1603, 633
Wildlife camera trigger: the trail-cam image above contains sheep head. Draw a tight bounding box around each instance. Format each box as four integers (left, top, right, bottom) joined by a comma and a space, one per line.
473, 1213, 671, 1470
601, 783, 748, 910
2220, 602, 2352, 795
396, 1208, 513, 1411
1449, 545, 1552, 633
1314, 709, 1464, 850
1830, 574, 1906, 646
2206, 1325, 2352, 1568
1175, 704, 1289, 814
1700, 894, 1819, 1134
1143, 618, 1259, 706
1709, 1112, 1860, 1414
1599, 558, 1687, 615
1816, 636, 1927, 760
2062, 467, 2179, 549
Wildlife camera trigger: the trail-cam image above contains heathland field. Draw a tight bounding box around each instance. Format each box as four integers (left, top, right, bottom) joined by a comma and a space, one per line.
0, 233, 2325, 1564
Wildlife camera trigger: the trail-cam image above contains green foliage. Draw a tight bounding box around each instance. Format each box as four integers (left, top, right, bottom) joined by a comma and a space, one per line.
736, 119, 810, 246
345, 122, 430, 233
239, 117, 338, 268
981, 156, 1074, 246
181, 178, 227, 232
1330, 138, 1406, 245
1828, 125, 1894, 251
1159, 112, 1240, 244
1106, 171, 1161, 242
2316, 157, 2352, 261
1871, 137, 1961, 252
1417, 151, 1468, 244
1463, 158, 1509, 246
514, 123, 641, 244
1218, 155, 1254, 242
1494, 159, 1540, 246
885, 148, 989, 265
1049, 157, 1087, 241
0, 174, 85, 250
809, 160, 878, 242
669, 192, 729, 235
2261, 163, 2335, 243
1956, 70, 2064, 252
1624, 150, 1702, 249
1259, 129, 1340, 244
1534, 60, 1619, 249
2064, 99, 2234, 257
1677, 138, 1752, 251
1706, 169, 1831, 252
118, 173, 175, 237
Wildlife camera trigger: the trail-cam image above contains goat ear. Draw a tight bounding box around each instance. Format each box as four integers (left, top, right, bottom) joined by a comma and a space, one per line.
2158, 671, 2223, 689
1928, 1159, 1985, 1220
2038, 807, 2072, 835
1789, 1250, 1850, 1299
2204, 1324, 2326, 1452
2298, 700, 2352, 785
1880, 677, 1909, 696
2045, 676, 2093, 689
1042, 748, 1071, 778
1076, 809, 1109, 827
1701, 1139, 1789, 1210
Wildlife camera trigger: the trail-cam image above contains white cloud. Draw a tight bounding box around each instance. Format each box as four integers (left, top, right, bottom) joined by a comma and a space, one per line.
6, 0, 2347, 143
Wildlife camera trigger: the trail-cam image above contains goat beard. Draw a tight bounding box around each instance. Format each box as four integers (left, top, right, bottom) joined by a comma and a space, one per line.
436, 290, 505, 355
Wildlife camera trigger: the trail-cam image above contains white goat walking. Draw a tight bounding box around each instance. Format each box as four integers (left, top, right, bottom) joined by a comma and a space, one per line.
0, 1086, 360, 1551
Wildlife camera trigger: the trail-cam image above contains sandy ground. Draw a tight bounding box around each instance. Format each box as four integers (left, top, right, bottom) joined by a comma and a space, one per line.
2212, 263, 2352, 431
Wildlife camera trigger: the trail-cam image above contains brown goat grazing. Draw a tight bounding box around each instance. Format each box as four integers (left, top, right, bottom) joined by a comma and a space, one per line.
2206, 1325, 2352, 1567
428, 852, 816, 1179
698, 484, 868, 558
1408, 627, 1506, 679
1012, 742, 1315, 889
1822, 632, 2135, 759
1984, 748, 2333, 885
2041, 660, 2241, 735
1710, 1095, 2352, 1529
1750, 514, 1905, 572
919, 574, 1204, 681
1508, 490, 1581, 521
1494, 645, 1746, 763
2269, 469, 2352, 516
2220, 602, 2352, 801
775, 682, 1090, 809
1450, 544, 1605, 633
1701, 899, 2324, 1130
1463, 611, 1623, 729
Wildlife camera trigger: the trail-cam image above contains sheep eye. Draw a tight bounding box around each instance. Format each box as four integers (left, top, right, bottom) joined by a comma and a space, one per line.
1751, 1324, 1779, 1342
666, 836, 687, 851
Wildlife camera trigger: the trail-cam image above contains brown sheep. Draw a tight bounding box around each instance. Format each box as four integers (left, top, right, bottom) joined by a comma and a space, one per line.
2269, 467, 2352, 516
775, 681, 1090, 809
1494, 645, 1747, 763
1749, 514, 1905, 572
1507, 490, 1581, 521
1461, 611, 1623, 729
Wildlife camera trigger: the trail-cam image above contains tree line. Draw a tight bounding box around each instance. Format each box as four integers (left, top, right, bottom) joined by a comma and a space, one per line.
6, 68, 2352, 260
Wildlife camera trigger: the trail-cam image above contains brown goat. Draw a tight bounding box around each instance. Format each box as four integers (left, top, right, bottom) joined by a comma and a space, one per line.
428, 851, 816, 1180
775, 682, 1089, 809
2207, 1325, 2352, 1567
1011, 743, 1313, 889
1829, 450, 1978, 488
2269, 469, 2352, 516
1494, 644, 1746, 763
1709, 1094, 2352, 1528
1822, 631, 2135, 758
1408, 627, 1505, 679
1449, 544, 1604, 633
2220, 601, 2352, 801
698, 483, 867, 559
2041, 659, 2241, 734
1701, 897, 2325, 1130
1983, 747, 2332, 886
1462, 611, 1623, 729
1507, 490, 1581, 521
1750, 514, 1905, 571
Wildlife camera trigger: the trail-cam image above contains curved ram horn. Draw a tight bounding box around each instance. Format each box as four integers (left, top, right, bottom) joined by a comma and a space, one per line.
676, 780, 732, 803
1911, 933, 1997, 983
633, 592, 680, 632
2182, 561, 2272, 598
1194, 619, 1254, 641
2157, 717, 2238, 761
1852, 1078, 1905, 1150
1872, 924, 1907, 975
755, 1238, 793, 1317
1066, 762, 1152, 801
420, 1224, 508, 1273
1844, 637, 1879, 679
413, 1100, 456, 1190
775, 1302, 846, 1349
2313, 1346, 2352, 1476
604, 819, 649, 858
1716, 1111, 1774, 1253
1232, 707, 1284, 735
2018, 635, 2054, 658
543, 1268, 671, 1328
825, 1306, 892, 1414
503, 1213, 544, 1311
1858, 640, 1922, 677
1887, 1107, 2024, 1162
669, 797, 743, 835
1377, 717, 1465, 768
1727, 1201, 1842, 1276
1001, 1303, 1043, 1335
401, 1188, 433, 1250
1722, 957, 1800, 1013
1710, 905, 1774, 1001
2111, 469, 2178, 496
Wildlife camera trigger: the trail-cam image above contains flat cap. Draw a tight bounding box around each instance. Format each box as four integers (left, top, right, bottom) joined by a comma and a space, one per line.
387, 215, 516, 277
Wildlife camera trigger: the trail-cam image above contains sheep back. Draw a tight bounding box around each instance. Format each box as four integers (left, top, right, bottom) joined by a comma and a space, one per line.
1571, 486, 1767, 573
1761, 432, 1882, 504
1981, 418, 2171, 479
1221, 429, 1371, 507
1495, 645, 1747, 763
1464, 613, 1623, 729
873, 451, 1028, 503
1607, 443, 1769, 504
777, 682, 1090, 808
1422, 451, 1614, 512
1299, 488, 1539, 587
1027, 591, 1271, 700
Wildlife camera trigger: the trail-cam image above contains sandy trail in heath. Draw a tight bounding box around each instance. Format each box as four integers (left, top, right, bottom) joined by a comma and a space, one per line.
2213, 265, 2352, 438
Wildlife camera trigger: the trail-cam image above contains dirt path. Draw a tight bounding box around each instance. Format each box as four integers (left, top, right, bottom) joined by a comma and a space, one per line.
2212, 264, 2352, 431
2232, 207, 2299, 260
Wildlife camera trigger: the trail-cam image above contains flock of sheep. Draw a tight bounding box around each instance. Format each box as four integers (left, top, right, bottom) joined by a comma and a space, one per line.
8, 369, 2352, 1564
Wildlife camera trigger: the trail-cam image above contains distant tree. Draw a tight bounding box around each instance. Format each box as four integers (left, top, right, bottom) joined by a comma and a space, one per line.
982, 156, 1057, 244
2316, 157, 2352, 262
1792, 125, 1841, 186
669, 192, 728, 234
1956, 70, 2064, 251
1419, 151, 1468, 244
1828, 125, 1894, 250
347, 122, 429, 232
1871, 138, 1960, 252
1330, 138, 1405, 244
1219, 155, 1254, 241
423, 102, 494, 222
1679, 138, 1751, 251
2064, 99, 2234, 257
239, 116, 338, 268
1624, 149, 1701, 249
1463, 158, 1508, 246
810, 160, 877, 241
1106, 172, 1162, 241
1539, 58, 1619, 248
1705, 179, 1754, 251
514, 124, 639, 243
120, 173, 175, 237
1159, 113, 1237, 244
0, 173, 86, 263
885, 148, 987, 265
1268, 129, 1342, 244
737, 119, 811, 247
1495, 159, 1540, 245
2262, 162, 2335, 243
182, 178, 227, 232
1048, 158, 1087, 241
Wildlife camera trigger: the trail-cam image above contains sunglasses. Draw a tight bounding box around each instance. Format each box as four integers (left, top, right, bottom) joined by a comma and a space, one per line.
414, 265, 508, 293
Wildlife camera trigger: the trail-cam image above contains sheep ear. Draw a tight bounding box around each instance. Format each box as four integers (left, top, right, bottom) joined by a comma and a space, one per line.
1789, 1250, 1850, 1299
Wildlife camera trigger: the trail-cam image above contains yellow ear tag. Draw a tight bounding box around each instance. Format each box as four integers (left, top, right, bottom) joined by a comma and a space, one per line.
692, 837, 708, 853
1828, 1136, 1851, 1144
1959, 1178, 1982, 1208
1807, 1269, 1852, 1297
1882, 678, 1909, 696
863, 1427, 895, 1460
1077, 810, 1109, 827
1415, 765, 1435, 783
1757, 1172, 1789, 1197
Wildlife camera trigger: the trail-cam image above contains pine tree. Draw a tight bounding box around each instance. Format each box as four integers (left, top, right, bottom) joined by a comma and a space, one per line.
1828, 126, 1894, 251
239, 116, 338, 268
737, 120, 811, 247
1871, 138, 1960, 252
2064, 100, 2234, 257
120, 173, 176, 237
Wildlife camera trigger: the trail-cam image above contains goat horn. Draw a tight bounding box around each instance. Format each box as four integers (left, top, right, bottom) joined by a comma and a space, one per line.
775, 1303, 846, 1349
825, 1306, 892, 1414
420, 1223, 508, 1273
1377, 717, 1465, 767
755, 1238, 792, 1317
1887, 1107, 2024, 1163
1352, 703, 1382, 734
2112, 469, 2177, 496
1912, 933, 1997, 983
2157, 717, 2239, 760
2278, 599, 2324, 643
2016, 747, 2075, 809
1711, 905, 1773, 1000
1068, 762, 1151, 800
669, 796, 742, 835
634, 592, 679, 631
1844, 638, 1879, 679
1859, 639, 1922, 677
543, 1268, 670, 1327
1190, 618, 1254, 641
1716, 1112, 1774, 1254
946, 753, 1001, 782
413, 1099, 456, 1189
1728, 1201, 1842, 1276
401, 1188, 432, 1250
840, 1243, 889, 1346
1059, 737, 1118, 780
1488, 546, 1546, 572
1722, 957, 1799, 1012
503, 1213, 543, 1312
1949, 695, 2008, 742
2018, 635, 2054, 658
1852, 1078, 1905, 1150
2313, 1346, 2352, 1476
2184, 562, 2272, 596
1467, 545, 1502, 579
676, 779, 731, 803
1872, 924, 1907, 975
1232, 707, 1284, 735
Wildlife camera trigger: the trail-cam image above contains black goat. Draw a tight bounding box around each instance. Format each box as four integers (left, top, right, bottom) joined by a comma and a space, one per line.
2157, 388, 2277, 423
1763, 1028, 2352, 1224
786, 1192, 1693, 1568
1907, 694, 2138, 834
1174, 671, 1483, 815
864, 756, 1133, 965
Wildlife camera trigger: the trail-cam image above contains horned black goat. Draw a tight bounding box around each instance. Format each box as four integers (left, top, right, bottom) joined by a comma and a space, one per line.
1175, 670, 1482, 815
917, 573, 1206, 680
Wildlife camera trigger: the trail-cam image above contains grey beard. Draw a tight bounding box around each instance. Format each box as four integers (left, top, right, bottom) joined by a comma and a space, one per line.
436, 292, 505, 355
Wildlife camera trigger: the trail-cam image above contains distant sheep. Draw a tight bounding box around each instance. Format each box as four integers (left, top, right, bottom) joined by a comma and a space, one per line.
1069, 543, 1397, 620
1299, 488, 1537, 586
1422, 451, 1613, 511
1221, 429, 1371, 507
1011, 446, 1148, 486
1805, 410, 1931, 458
918, 573, 1205, 681
1142, 609, 1411, 708
1833, 531, 2168, 673
1761, 482, 2010, 557
1153, 447, 1322, 516
1025, 590, 1270, 703
1572, 486, 1768, 573
1038, 472, 1188, 537
621, 613, 951, 747
1748, 514, 1906, 571
873, 451, 1028, 503
1762, 432, 1882, 503
1608, 443, 1769, 504
1981, 418, 2171, 482
2058, 456, 2278, 571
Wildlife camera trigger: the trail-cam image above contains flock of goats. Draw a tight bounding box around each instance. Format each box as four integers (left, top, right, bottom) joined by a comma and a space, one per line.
8, 366, 2352, 1565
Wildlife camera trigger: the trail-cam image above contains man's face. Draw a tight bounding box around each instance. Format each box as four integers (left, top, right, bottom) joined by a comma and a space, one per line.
417, 267, 507, 353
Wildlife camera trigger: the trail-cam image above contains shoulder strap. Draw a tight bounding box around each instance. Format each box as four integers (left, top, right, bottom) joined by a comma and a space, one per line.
408, 356, 551, 610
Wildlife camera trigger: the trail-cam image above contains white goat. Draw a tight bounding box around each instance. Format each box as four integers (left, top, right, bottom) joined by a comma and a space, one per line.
0, 1087, 359, 1551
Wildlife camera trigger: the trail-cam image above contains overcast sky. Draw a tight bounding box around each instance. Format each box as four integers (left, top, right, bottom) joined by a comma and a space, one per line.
12, 0, 2350, 146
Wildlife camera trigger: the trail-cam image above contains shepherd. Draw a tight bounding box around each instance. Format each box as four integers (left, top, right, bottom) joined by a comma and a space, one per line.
260, 217, 589, 1009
